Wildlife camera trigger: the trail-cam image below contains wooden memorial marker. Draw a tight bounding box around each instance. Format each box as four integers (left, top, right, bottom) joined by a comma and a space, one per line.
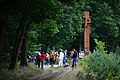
83, 11, 91, 55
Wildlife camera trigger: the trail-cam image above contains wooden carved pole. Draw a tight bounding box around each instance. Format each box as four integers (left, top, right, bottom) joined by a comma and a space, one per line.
83, 11, 91, 55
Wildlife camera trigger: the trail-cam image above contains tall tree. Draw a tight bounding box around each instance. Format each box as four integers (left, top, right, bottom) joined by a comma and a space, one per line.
53, 1, 83, 49
88, 1, 119, 52
9, 17, 28, 70
9, 0, 61, 70
107, 0, 120, 47
20, 33, 28, 67
0, 20, 4, 79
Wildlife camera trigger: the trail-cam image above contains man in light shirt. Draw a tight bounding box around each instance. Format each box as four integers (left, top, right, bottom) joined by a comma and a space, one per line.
58, 49, 64, 68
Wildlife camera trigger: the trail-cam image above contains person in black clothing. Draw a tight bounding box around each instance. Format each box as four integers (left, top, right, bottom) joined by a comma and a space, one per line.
71, 49, 78, 70
36, 53, 41, 68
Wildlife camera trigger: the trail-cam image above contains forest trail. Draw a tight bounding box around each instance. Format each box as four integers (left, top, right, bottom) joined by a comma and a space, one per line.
29, 65, 80, 80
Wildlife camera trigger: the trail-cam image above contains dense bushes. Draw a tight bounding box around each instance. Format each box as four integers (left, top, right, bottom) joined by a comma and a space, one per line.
78, 50, 120, 80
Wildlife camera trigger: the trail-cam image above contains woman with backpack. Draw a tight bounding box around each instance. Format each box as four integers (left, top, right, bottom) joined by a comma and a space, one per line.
71, 49, 78, 70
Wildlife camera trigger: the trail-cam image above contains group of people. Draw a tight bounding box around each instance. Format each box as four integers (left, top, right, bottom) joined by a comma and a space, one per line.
32, 48, 82, 70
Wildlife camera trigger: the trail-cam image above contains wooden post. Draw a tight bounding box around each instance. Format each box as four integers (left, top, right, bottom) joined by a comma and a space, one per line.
83, 11, 91, 55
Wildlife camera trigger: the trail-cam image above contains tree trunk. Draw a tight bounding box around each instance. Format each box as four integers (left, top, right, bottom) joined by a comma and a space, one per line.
20, 35, 28, 67
47, 45, 50, 53
0, 21, 4, 78
52, 46, 55, 51
9, 17, 28, 70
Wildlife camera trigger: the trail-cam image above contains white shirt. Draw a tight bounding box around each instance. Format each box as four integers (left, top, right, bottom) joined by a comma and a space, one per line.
35, 51, 41, 55
59, 52, 64, 60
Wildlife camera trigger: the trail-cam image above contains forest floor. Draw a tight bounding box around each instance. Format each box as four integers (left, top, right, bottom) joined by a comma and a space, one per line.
28, 64, 81, 80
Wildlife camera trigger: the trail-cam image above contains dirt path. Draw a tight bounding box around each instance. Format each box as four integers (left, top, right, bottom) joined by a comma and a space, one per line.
29, 65, 80, 80
57, 68, 80, 80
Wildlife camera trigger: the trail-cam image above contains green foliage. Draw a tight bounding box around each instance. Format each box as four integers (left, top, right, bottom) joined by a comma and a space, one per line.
39, 19, 59, 36
89, 1, 119, 52
114, 46, 120, 55
94, 39, 106, 53
31, 19, 60, 51
79, 56, 89, 69
33, 1, 84, 50
52, 1, 83, 49
27, 24, 39, 55
78, 50, 120, 80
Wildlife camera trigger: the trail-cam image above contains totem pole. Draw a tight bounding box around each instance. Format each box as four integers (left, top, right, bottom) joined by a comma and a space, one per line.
83, 11, 91, 55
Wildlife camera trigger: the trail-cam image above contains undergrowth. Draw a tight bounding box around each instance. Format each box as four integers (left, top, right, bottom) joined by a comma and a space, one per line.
77, 50, 120, 80
1, 63, 42, 80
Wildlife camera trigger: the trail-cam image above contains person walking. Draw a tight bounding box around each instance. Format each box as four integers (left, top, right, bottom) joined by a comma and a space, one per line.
70, 51, 74, 67
71, 49, 78, 70
58, 49, 64, 68
46, 53, 50, 65
40, 51, 46, 70
35, 50, 41, 67
49, 51, 54, 68
63, 50, 67, 66
56, 52, 59, 64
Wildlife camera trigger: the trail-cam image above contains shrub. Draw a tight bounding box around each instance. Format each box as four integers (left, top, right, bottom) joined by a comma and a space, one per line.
94, 39, 106, 53
78, 50, 120, 80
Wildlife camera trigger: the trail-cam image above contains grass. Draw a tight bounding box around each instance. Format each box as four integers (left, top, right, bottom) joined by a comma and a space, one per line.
1, 63, 42, 80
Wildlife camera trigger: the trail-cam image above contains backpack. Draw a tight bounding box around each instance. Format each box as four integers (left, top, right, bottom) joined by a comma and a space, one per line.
50, 53, 54, 58
72, 51, 77, 58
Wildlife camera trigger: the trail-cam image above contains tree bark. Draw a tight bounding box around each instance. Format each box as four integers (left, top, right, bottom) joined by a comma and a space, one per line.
0, 21, 4, 78
20, 35, 28, 67
9, 17, 28, 70
47, 45, 50, 53
52, 46, 55, 51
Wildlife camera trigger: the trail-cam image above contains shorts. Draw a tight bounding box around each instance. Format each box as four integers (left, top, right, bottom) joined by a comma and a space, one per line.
73, 58, 77, 62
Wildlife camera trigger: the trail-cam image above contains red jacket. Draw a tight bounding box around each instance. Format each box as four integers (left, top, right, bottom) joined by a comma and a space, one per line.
40, 54, 46, 60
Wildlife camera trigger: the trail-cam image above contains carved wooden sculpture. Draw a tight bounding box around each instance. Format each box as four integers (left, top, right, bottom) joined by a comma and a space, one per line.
83, 11, 91, 55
